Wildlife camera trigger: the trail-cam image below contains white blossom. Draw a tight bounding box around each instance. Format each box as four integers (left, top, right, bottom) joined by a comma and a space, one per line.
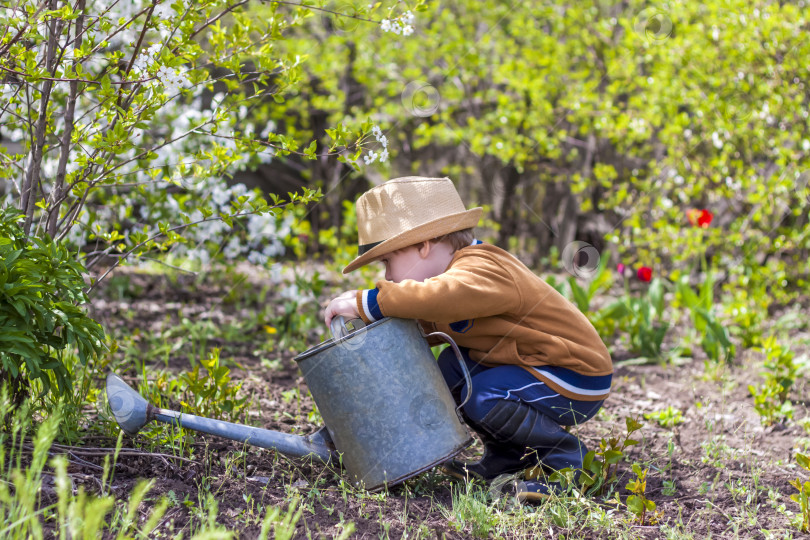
153, 0, 174, 21
711, 131, 724, 149
381, 11, 416, 35
223, 236, 241, 259
247, 250, 269, 265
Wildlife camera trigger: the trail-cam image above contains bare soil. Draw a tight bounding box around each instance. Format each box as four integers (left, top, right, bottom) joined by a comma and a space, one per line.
69, 264, 810, 538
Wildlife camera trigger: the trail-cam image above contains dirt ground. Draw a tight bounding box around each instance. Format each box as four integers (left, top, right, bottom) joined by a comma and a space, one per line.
74, 265, 810, 538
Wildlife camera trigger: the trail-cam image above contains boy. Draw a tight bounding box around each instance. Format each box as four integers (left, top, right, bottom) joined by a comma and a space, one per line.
324, 176, 612, 501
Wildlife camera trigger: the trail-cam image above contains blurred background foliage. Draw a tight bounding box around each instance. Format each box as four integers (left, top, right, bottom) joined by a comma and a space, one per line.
1, 0, 809, 413
256, 0, 809, 301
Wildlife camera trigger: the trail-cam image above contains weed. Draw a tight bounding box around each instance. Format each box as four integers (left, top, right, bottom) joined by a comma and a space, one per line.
722, 283, 768, 349
625, 463, 659, 525
575, 416, 643, 497
700, 434, 739, 468
179, 347, 250, 422
0, 388, 204, 538
660, 438, 678, 496
644, 405, 685, 428
748, 335, 807, 426
789, 452, 810, 533
444, 481, 498, 538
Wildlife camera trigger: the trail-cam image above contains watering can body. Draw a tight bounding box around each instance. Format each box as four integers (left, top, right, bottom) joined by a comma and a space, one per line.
295, 317, 472, 491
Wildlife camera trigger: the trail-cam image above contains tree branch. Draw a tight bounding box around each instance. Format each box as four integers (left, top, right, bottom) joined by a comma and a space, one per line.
47, 0, 86, 238
20, 0, 60, 236
262, 0, 378, 24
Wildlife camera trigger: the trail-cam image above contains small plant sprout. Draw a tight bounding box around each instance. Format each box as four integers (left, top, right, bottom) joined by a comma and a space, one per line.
748, 335, 806, 426
644, 406, 685, 428
178, 348, 249, 422
573, 416, 643, 497
625, 463, 660, 526
790, 453, 810, 533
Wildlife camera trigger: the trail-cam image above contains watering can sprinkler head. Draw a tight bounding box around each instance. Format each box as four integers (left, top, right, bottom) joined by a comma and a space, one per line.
106, 372, 154, 436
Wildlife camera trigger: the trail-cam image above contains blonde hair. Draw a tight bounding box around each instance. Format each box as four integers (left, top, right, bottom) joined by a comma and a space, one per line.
432, 228, 474, 252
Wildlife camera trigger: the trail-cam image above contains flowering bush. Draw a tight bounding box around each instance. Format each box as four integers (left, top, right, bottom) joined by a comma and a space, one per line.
0, 0, 386, 281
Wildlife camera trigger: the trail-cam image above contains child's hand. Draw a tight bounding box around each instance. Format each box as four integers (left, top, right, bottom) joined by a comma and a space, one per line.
324, 290, 360, 327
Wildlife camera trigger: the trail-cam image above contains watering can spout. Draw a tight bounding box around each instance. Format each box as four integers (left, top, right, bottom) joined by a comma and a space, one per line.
105, 372, 336, 464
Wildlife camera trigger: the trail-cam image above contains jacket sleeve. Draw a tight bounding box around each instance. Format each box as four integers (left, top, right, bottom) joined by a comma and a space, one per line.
355, 254, 523, 323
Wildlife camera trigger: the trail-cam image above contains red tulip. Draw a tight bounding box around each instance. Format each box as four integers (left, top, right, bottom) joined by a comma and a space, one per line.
637, 266, 653, 282
687, 209, 713, 228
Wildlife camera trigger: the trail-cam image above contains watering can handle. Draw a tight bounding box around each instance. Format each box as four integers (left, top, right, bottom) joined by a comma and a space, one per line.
330, 315, 366, 340
423, 331, 473, 414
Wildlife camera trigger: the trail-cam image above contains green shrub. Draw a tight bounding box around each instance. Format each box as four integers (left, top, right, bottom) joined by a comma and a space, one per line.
0, 208, 105, 409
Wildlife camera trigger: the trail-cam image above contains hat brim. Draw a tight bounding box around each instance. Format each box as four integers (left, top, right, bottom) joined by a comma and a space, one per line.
342, 208, 482, 274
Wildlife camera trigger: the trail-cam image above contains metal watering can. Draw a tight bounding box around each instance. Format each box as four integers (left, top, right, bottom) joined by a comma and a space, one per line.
107, 317, 472, 491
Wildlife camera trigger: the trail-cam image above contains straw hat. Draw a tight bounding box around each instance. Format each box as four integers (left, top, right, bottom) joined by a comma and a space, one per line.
343, 177, 482, 274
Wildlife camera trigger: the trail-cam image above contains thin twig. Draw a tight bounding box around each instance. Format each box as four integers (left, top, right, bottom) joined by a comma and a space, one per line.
20, 0, 59, 236
0, 64, 157, 86
65, 452, 105, 471
263, 0, 378, 23
48, 0, 85, 238
199, 130, 358, 159
43, 444, 198, 465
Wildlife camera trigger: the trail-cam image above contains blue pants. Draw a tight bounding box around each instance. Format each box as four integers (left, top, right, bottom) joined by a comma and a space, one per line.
437, 346, 603, 471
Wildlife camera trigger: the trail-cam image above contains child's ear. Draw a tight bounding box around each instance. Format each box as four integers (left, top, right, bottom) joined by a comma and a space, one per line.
416, 240, 432, 259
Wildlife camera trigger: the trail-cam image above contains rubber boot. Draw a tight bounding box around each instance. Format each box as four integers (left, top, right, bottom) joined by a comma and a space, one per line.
442, 432, 541, 482
475, 400, 587, 502
442, 409, 541, 482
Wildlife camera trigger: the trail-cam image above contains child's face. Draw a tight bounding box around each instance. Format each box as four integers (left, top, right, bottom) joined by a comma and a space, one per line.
377, 242, 450, 283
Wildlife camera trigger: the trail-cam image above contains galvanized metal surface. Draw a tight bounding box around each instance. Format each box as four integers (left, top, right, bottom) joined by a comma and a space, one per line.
295, 317, 473, 491
105, 373, 336, 463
